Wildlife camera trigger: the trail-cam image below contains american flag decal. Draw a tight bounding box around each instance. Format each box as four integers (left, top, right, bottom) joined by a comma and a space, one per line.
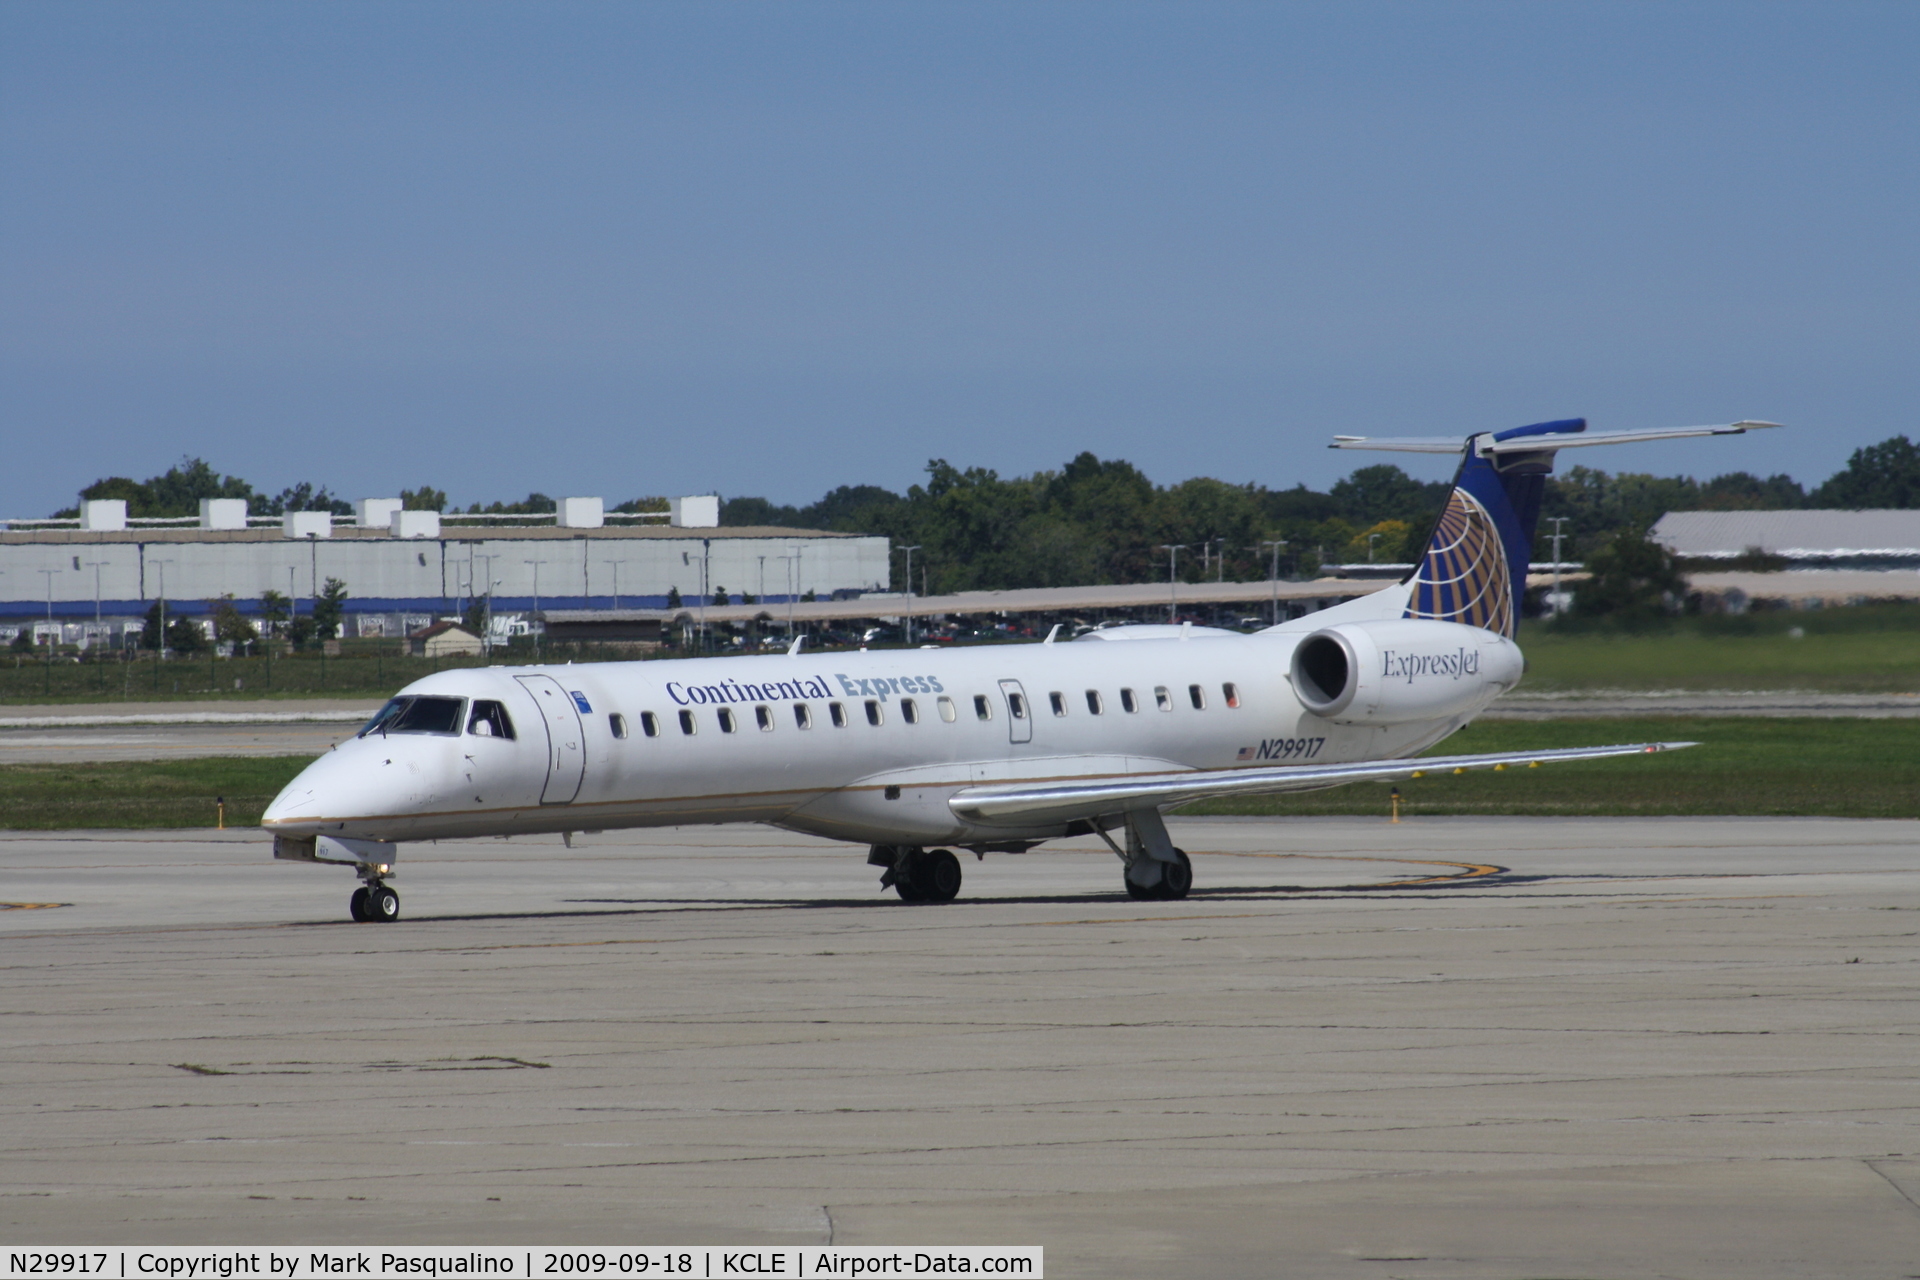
1236, 746, 1256, 761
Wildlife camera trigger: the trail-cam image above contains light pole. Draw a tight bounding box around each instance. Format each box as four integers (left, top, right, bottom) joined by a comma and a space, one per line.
150, 557, 178, 661
1257, 540, 1288, 625
1367, 532, 1381, 564
523, 559, 549, 661
473, 553, 500, 654
84, 559, 108, 628
1157, 545, 1187, 622
1547, 517, 1571, 616
898, 544, 921, 644
603, 559, 622, 610
1216, 538, 1228, 583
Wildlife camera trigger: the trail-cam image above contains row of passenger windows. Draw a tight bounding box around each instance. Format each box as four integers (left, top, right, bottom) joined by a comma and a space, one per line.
614, 683, 1242, 738
363, 684, 1243, 743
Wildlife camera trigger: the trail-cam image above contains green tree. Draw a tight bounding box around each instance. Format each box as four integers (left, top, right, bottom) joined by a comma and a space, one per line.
258, 590, 290, 638
10, 627, 33, 652
285, 614, 315, 649
211, 596, 257, 646
1330, 464, 1450, 528
665, 586, 682, 610
75, 458, 255, 519
401, 486, 447, 512
712, 586, 731, 607
165, 615, 205, 653
1573, 531, 1686, 625
140, 600, 167, 650
312, 578, 349, 640
1808, 436, 1920, 508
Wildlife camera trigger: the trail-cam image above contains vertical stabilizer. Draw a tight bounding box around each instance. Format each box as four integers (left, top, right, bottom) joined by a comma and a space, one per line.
1402, 418, 1581, 637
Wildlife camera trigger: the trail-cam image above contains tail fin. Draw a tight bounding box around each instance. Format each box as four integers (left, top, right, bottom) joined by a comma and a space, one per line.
1401, 418, 1579, 637
1323, 416, 1779, 638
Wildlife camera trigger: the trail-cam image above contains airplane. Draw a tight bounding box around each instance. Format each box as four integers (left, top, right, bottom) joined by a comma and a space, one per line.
264, 417, 1780, 922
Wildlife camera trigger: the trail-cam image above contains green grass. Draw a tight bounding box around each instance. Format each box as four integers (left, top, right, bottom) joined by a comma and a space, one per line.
0, 718, 1912, 828
1182, 717, 1920, 818
1515, 607, 1920, 693
0, 757, 312, 829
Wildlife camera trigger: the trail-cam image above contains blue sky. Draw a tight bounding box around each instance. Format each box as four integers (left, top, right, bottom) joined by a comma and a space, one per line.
3, 1, 1915, 516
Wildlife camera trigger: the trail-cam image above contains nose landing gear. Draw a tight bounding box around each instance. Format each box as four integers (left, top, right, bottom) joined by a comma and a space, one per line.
349, 878, 400, 922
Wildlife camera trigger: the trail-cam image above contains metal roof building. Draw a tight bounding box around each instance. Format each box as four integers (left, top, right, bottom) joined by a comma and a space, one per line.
1652, 510, 1920, 569
0, 506, 889, 623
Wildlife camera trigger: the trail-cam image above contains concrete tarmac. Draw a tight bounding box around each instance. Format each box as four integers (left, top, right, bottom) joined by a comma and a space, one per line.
3, 817, 1918, 1277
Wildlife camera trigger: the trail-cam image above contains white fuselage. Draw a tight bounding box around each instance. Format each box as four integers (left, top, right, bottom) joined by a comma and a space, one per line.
262, 621, 1523, 851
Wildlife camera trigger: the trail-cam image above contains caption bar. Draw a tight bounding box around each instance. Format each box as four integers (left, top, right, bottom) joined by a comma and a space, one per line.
4, 1251, 1041, 1280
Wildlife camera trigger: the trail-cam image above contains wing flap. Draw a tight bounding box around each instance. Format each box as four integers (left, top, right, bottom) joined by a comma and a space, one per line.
947, 742, 1695, 827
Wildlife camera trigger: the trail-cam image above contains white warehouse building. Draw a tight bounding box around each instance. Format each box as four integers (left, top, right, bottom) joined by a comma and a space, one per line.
0, 496, 890, 629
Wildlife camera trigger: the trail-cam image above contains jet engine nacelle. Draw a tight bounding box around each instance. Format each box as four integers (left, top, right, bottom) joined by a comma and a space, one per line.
1289, 619, 1523, 725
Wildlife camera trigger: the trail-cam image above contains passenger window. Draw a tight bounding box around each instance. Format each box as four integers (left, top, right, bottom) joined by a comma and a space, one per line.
1189, 684, 1207, 710
1154, 686, 1172, 711
865, 699, 884, 726
1048, 691, 1067, 716
678, 709, 696, 735
755, 704, 774, 732
1085, 690, 1103, 715
901, 698, 919, 724
466, 699, 515, 739
717, 708, 737, 733
794, 703, 813, 729
1223, 682, 1241, 708
936, 695, 956, 722
1007, 691, 1028, 720
1119, 688, 1138, 714
829, 701, 848, 728
974, 695, 993, 720
609, 713, 628, 739
640, 711, 660, 738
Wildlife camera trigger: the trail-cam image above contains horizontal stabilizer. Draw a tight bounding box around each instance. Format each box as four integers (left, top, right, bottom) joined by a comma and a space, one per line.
948, 741, 1695, 827
1331, 421, 1781, 455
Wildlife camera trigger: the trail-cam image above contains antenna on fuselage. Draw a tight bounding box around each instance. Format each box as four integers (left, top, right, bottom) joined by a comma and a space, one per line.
787, 635, 805, 657
1043, 624, 1061, 645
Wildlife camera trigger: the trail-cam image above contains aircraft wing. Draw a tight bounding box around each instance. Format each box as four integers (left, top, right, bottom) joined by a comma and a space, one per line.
1331, 421, 1780, 455
947, 741, 1694, 827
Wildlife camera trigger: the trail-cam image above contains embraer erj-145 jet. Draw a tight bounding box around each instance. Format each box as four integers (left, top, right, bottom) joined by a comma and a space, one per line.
265, 418, 1778, 921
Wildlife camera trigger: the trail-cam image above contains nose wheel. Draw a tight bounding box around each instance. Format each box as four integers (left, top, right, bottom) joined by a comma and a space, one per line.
349, 881, 400, 922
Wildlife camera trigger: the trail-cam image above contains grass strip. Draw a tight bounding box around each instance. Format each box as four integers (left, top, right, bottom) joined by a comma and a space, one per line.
0, 756, 312, 829
1183, 717, 1920, 818
0, 717, 1910, 829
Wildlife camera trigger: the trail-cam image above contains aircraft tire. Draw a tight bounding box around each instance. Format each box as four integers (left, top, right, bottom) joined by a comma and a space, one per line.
1161, 849, 1193, 900
348, 887, 369, 922
1124, 876, 1151, 900
919, 849, 963, 904
367, 884, 401, 923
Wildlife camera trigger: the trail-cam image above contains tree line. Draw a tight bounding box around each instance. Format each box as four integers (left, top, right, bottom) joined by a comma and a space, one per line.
54, 435, 1917, 594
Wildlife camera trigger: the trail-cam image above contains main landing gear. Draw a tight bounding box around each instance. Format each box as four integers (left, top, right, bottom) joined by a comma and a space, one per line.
869, 845, 963, 904
1100, 810, 1194, 901
348, 880, 400, 923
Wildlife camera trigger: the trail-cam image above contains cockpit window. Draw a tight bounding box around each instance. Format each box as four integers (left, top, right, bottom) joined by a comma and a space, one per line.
359, 695, 468, 738
469, 700, 515, 739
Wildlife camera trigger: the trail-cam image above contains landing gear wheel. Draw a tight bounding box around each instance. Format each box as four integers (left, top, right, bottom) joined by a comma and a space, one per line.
1125, 876, 1151, 900
894, 876, 927, 902
919, 849, 963, 904
348, 886, 369, 922
365, 884, 400, 923
1160, 848, 1193, 900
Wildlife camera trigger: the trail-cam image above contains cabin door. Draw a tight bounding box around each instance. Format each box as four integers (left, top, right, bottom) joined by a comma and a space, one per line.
998, 678, 1033, 745
515, 674, 587, 804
